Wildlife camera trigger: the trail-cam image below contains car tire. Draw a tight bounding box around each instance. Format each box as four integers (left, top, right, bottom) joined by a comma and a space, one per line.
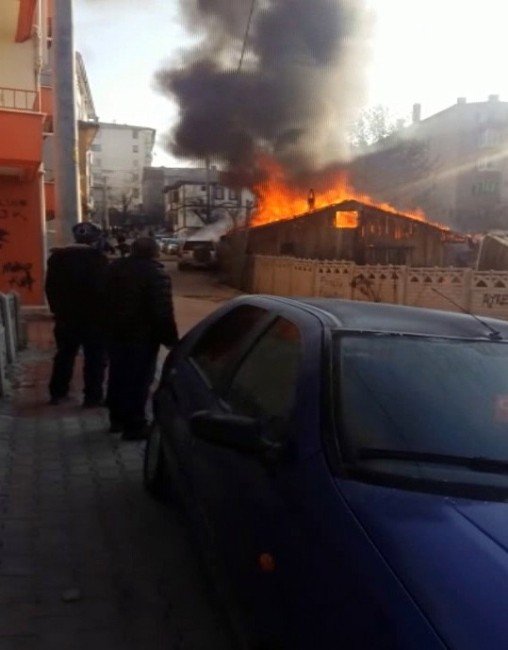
143, 421, 168, 500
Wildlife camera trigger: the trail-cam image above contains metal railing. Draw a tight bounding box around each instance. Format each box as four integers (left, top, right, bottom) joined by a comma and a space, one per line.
0, 87, 39, 112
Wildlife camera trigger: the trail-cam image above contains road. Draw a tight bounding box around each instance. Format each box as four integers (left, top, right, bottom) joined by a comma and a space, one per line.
0, 266, 240, 650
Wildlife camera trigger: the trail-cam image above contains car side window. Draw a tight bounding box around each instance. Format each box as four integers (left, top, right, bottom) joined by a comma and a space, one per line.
226, 318, 302, 421
190, 305, 268, 389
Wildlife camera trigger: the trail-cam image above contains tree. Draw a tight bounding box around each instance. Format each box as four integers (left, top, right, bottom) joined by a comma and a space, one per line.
348, 105, 401, 149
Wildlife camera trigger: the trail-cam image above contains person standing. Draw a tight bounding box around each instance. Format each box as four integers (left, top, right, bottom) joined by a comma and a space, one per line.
106, 237, 178, 440
45, 222, 109, 407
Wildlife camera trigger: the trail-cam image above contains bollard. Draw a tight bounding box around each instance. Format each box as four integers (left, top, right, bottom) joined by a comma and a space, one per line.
0, 293, 17, 364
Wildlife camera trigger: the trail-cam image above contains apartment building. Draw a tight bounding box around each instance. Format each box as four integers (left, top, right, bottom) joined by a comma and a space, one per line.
351, 96, 508, 233
90, 123, 155, 224
0, 0, 51, 305
156, 166, 255, 235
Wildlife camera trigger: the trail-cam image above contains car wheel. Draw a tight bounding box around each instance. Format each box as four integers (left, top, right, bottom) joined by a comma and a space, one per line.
143, 421, 168, 500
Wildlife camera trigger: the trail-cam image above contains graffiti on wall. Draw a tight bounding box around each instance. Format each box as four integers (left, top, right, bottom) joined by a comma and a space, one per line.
0, 198, 27, 222
2, 261, 35, 291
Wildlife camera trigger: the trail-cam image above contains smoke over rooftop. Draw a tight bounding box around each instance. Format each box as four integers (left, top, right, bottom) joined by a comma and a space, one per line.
157, 0, 370, 183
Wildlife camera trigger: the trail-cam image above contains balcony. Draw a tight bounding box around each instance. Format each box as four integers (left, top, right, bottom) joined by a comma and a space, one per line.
0, 88, 44, 179
0, 87, 39, 112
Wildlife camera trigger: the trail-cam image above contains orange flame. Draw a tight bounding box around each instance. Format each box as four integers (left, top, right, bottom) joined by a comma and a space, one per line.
251, 157, 447, 230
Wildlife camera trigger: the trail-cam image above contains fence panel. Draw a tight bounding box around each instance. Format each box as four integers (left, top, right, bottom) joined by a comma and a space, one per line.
271, 258, 293, 296
290, 259, 316, 296
471, 272, 508, 320
252, 255, 273, 293
404, 267, 469, 312
350, 265, 406, 304
315, 261, 355, 298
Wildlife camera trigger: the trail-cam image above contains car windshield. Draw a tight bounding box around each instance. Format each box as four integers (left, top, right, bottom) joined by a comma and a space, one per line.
336, 334, 508, 492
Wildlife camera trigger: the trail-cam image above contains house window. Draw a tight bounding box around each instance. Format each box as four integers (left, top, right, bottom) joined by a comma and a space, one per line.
228, 188, 238, 201
132, 188, 140, 199
171, 190, 179, 203
214, 185, 224, 200
133, 130, 139, 139
91, 144, 101, 152
133, 145, 139, 153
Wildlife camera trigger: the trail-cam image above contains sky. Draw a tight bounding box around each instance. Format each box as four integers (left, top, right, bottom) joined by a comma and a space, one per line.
74, 0, 508, 166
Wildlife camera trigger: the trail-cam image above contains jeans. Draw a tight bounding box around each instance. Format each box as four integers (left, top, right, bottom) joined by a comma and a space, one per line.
107, 342, 159, 432
49, 322, 107, 402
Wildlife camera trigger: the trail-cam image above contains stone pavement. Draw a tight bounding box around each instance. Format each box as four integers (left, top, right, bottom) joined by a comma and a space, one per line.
0, 316, 236, 650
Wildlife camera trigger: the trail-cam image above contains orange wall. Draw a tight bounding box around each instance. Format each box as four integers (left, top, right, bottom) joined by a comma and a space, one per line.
0, 175, 45, 305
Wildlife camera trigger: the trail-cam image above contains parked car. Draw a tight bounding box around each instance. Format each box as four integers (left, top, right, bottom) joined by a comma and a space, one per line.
177, 239, 217, 270
144, 296, 508, 649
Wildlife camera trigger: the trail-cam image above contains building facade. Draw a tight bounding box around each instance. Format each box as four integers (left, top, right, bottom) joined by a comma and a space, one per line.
0, 0, 51, 305
159, 167, 255, 236
351, 96, 508, 233
90, 122, 155, 225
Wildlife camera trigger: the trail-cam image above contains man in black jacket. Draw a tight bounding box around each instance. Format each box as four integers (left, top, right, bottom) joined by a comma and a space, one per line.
46, 222, 109, 407
106, 237, 178, 440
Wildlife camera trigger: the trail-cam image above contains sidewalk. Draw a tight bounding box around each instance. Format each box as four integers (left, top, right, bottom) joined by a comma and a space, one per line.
0, 315, 235, 650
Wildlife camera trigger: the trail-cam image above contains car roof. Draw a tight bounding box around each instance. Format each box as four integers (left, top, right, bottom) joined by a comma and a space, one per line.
246, 296, 508, 340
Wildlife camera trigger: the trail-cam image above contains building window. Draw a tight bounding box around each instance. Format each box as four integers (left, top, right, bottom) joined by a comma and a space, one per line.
171, 190, 179, 203
201, 185, 206, 192
132, 173, 139, 182
132, 188, 140, 199
133, 130, 139, 139
472, 180, 499, 195
133, 145, 139, 153
91, 144, 101, 152
477, 158, 497, 171
479, 129, 501, 148
214, 185, 224, 200
228, 188, 238, 201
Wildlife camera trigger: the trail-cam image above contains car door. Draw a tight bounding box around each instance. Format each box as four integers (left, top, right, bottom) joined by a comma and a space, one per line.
187, 306, 324, 646
155, 303, 273, 541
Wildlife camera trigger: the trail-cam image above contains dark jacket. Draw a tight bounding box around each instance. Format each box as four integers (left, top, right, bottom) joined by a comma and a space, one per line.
106, 257, 178, 347
45, 245, 109, 327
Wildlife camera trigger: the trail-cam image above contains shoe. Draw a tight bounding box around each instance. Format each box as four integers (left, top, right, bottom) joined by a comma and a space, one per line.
82, 398, 106, 409
122, 427, 148, 441
48, 396, 68, 405
109, 421, 124, 434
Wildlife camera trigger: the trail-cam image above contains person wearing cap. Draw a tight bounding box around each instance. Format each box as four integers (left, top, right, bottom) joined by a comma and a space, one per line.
105, 237, 178, 440
45, 222, 109, 407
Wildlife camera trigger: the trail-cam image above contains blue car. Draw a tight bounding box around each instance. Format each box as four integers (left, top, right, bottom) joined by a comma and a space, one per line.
144, 296, 508, 649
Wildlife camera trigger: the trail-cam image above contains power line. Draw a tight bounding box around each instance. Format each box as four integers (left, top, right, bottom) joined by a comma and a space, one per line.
238, 0, 257, 72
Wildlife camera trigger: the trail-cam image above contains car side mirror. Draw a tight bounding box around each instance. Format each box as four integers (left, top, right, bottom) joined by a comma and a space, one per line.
190, 410, 282, 457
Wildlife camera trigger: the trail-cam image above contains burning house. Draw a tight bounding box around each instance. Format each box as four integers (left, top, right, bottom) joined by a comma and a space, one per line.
241, 200, 450, 267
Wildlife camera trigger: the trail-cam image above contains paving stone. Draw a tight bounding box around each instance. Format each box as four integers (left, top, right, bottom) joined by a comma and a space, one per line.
0, 317, 236, 649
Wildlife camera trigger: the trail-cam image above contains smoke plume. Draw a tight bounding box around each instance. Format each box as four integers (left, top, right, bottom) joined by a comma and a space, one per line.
157, 0, 370, 183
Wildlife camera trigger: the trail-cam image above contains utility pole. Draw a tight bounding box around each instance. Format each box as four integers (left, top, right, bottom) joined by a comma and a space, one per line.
53, 0, 81, 244
205, 156, 211, 224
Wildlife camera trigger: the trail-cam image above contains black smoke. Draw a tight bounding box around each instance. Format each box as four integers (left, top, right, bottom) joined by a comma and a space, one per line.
157, 0, 369, 184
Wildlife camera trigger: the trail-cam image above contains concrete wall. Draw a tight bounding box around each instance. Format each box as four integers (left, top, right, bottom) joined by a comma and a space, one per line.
251, 255, 508, 321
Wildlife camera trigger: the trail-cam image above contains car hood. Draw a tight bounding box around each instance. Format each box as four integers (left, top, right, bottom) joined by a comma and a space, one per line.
338, 480, 508, 650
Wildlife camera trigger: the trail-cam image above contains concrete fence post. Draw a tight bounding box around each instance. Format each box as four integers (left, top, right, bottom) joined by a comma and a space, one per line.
400, 266, 409, 305
463, 268, 473, 312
